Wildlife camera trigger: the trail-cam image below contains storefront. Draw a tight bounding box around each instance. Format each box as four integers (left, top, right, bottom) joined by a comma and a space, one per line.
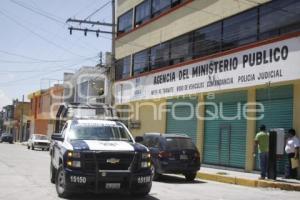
203, 91, 247, 168
255, 85, 294, 173
114, 33, 300, 171
166, 97, 198, 143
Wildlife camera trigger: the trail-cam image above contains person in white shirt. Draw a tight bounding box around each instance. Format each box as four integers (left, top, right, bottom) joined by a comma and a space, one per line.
285, 129, 300, 179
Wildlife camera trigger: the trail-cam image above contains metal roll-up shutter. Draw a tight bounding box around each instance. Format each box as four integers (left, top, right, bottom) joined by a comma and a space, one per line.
255, 85, 294, 174
204, 91, 247, 168
166, 97, 198, 143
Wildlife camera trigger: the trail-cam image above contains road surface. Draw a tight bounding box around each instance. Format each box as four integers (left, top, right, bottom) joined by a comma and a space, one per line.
0, 143, 299, 200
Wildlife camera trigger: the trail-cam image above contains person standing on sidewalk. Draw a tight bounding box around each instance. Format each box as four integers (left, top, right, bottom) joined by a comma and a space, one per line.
254, 125, 269, 179
284, 129, 300, 179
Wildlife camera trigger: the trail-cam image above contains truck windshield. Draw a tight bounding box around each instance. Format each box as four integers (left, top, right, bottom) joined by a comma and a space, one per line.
69, 125, 132, 142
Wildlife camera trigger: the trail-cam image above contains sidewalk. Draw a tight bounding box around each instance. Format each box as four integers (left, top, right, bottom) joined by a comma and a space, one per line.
197, 166, 300, 191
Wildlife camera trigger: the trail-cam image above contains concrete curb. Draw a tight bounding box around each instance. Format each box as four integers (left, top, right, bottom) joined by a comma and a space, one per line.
197, 172, 300, 191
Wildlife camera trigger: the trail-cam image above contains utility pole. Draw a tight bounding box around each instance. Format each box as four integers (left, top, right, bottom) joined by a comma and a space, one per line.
66, 0, 116, 106
20, 95, 24, 142
110, 0, 116, 106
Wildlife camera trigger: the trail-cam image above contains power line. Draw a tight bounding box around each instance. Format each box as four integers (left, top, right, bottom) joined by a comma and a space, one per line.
0, 9, 86, 58
9, 0, 65, 25
84, 1, 111, 21
0, 59, 90, 86
0, 49, 97, 63
72, 0, 99, 17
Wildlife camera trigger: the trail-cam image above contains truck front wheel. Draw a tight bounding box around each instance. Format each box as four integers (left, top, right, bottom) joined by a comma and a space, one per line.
55, 165, 71, 198
131, 183, 152, 197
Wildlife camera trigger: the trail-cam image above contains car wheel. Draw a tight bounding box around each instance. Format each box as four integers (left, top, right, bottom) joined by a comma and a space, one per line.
42, 148, 44, 151
55, 165, 71, 198
184, 172, 197, 182
50, 161, 56, 184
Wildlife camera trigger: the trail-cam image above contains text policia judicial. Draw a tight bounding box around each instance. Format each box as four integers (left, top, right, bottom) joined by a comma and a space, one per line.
153, 45, 288, 85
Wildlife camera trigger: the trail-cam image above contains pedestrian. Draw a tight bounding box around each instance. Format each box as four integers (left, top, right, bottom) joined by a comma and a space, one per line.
284, 129, 300, 179
254, 125, 269, 179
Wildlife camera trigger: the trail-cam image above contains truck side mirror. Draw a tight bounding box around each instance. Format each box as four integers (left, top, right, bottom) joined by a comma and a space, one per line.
135, 136, 144, 143
51, 133, 64, 142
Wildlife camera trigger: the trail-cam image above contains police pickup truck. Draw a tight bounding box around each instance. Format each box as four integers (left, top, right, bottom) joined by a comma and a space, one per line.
50, 119, 152, 198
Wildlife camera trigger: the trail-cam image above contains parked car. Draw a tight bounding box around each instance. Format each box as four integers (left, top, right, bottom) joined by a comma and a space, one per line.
0, 133, 13, 144
27, 134, 50, 151
135, 133, 201, 181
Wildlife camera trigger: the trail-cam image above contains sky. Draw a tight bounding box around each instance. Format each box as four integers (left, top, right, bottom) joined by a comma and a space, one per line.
0, 0, 112, 109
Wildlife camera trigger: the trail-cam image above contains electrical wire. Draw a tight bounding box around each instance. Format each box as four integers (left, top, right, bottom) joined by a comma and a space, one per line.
10, 0, 65, 25
0, 59, 90, 86
0, 49, 97, 63
84, 1, 111, 21
0, 9, 85, 58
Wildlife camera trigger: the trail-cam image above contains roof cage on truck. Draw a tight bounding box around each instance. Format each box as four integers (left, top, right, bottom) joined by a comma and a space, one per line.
54, 103, 119, 133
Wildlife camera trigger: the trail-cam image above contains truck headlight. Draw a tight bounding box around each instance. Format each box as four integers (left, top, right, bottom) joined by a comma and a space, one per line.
67, 161, 81, 168
67, 151, 80, 158
141, 153, 151, 159
141, 161, 151, 168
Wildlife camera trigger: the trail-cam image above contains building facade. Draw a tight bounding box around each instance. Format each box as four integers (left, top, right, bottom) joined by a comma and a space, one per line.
28, 85, 64, 137
13, 101, 31, 142
114, 0, 300, 173
63, 66, 106, 105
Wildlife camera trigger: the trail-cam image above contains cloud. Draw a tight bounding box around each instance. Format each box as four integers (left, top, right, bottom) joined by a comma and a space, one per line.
0, 89, 11, 110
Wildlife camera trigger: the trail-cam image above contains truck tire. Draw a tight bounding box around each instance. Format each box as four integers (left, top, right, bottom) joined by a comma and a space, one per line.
50, 161, 56, 184
131, 183, 152, 197
184, 172, 197, 182
55, 165, 71, 198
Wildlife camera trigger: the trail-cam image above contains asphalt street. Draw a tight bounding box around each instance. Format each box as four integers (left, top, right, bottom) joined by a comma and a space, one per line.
0, 143, 299, 200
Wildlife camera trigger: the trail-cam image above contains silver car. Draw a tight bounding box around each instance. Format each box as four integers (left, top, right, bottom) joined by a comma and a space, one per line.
27, 134, 50, 151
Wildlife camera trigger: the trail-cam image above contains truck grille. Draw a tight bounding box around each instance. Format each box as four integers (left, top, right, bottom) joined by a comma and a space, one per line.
82, 152, 136, 173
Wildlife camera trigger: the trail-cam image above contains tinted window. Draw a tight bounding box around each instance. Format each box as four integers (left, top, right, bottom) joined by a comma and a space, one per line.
133, 49, 150, 75
135, 0, 151, 26
194, 22, 222, 58
152, 0, 171, 16
223, 9, 258, 50
115, 56, 131, 80
150, 42, 170, 70
165, 137, 195, 150
118, 9, 133, 33
170, 34, 193, 65
259, 0, 300, 39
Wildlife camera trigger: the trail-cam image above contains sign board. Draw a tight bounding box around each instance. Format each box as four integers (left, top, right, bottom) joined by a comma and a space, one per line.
115, 36, 300, 104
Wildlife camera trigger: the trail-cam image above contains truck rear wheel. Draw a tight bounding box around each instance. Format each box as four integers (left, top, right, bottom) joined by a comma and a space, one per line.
55, 165, 71, 198
184, 172, 197, 182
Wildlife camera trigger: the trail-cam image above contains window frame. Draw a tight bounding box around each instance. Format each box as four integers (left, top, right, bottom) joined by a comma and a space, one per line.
150, 41, 171, 70
117, 9, 134, 34
134, 0, 151, 27
115, 56, 131, 80
133, 49, 150, 76
151, 0, 172, 17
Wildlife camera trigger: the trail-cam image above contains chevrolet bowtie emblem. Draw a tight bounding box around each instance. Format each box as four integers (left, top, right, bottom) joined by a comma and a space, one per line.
106, 158, 120, 164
